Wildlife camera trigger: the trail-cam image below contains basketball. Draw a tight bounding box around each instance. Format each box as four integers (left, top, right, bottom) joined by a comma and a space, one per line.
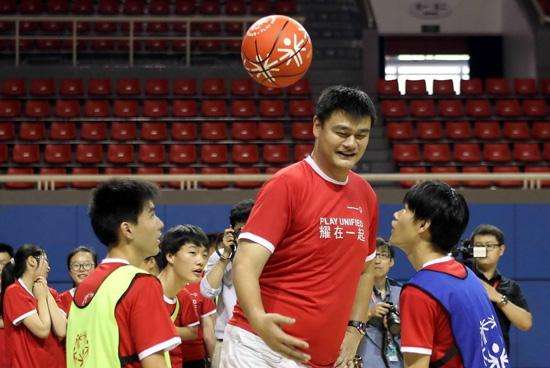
241, 15, 313, 88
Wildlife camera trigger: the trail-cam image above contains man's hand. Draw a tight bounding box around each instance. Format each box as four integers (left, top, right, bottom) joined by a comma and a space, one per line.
335, 328, 363, 367
480, 280, 501, 302
219, 228, 237, 259
250, 312, 310, 363
369, 302, 391, 319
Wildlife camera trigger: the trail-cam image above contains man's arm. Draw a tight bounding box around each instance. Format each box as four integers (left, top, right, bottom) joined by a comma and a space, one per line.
202, 314, 216, 359
141, 352, 169, 368
200, 228, 233, 299
233, 239, 310, 363
177, 326, 198, 341
335, 260, 375, 367
404, 353, 430, 368
481, 281, 532, 331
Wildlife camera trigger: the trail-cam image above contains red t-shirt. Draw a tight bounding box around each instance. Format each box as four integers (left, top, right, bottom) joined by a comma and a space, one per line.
180, 282, 217, 362
167, 288, 200, 368
73, 259, 180, 367
400, 257, 465, 367
0, 324, 7, 368
58, 287, 75, 314
230, 156, 378, 367
2, 280, 65, 368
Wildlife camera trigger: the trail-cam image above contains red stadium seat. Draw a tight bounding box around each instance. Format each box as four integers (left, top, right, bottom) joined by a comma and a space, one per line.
44, 144, 72, 164
59, 78, 83, 96
291, 122, 314, 140
258, 122, 284, 140
114, 100, 138, 117
0, 122, 14, 140
544, 143, 550, 161
410, 100, 435, 118
433, 80, 455, 95
234, 167, 262, 189
485, 78, 510, 95
30, 78, 55, 96
532, 122, 550, 140
392, 144, 421, 163
495, 100, 521, 117
199, 0, 220, 14
454, 143, 482, 163
36, 39, 63, 50
40, 167, 68, 189
201, 100, 227, 117
525, 166, 550, 188
263, 144, 290, 163
514, 143, 542, 162
169, 145, 196, 164
258, 84, 282, 96
1, 79, 25, 96
145, 79, 169, 96
226, 0, 246, 14
136, 167, 165, 187
116, 79, 141, 96
123, 0, 144, 14
198, 21, 221, 34
76, 144, 103, 164
81, 122, 107, 141
474, 121, 501, 140
287, 79, 311, 95
275, 0, 297, 14
47, 0, 69, 13
0, 144, 6, 162
88, 78, 111, 95
94, 22, 117, 34
50, 122, 76, 141
423, 144, 451, 163
417, 121, 442, 140
0, 100, 21, 117
139, 144, 165, 164
462, 166, 491, 188
251, 0, 271, 14
107, 144, 134, 164
466, 100, 491, 118
438, 100, 464, 117
98, 0, 119, 14
200, 167, 229, 189
503, 121, 529, 140
141, 122, 167, 141
71, 167, 99, 189
0, 0, 16, 13
492, 166, 521, 188
294, 144, 313, 161
71, 0, 93, 14
377, 79, 399, 95
144, 100, 168, 117
25, 100, 50, 117
201, 144, 228, 164
380, 100, 407, 118
405, 80, 427, 95
232, 122, 258, 140
260, 100, 285, 117
398, 167, 426, 188
171, 123, 197, 141
167, 167, 196, 189
483, 143, 512, 162
202, 78, 225, 96
5, 167, 35, 190
84, 100, 110, 117
289, 100, 314, 117
514, 78, 536, 95
110, 122, 136, 141
445, 121, 471, 140
460, 79, 483, 95
201, 122, 227, 140
232, 144, 260, 164
12, 144, 40, 164
430, 166, 459, 187
173, 79, 196, 95
148, 0, 170, 14
231, 100, 257, 117
173, 100, 197, 117
55, 100, 80, 118
175, 0, 195, 14
231, 79, 254, 96
19, 122, 45, 141
522, 100, 547, 117
144, 40, 169, 51
104, 167, 132, 175
540, 79, 550, 95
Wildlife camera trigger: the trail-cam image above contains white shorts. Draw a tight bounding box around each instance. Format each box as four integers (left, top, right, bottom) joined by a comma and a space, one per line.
220, 324, 309, 368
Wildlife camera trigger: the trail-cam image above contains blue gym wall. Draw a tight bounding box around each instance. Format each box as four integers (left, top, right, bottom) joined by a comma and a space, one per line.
0, 203, 548, 367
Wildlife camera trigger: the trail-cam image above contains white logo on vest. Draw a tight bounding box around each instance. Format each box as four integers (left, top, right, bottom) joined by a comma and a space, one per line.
479, 316, 509, 367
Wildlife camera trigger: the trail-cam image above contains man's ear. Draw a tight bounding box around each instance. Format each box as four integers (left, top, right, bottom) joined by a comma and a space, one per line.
166, 252, 175, 266
389, 258, 395, 268
119, 221, 133, 242
313, 116, 322, 138
499, 244, 506, 256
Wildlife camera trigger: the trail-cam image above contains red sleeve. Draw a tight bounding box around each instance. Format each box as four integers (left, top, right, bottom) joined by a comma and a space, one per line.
48, 288, 65, 312
3, 285, 37, 326
58, 290, 73, 314
239, 175, 292, 253
399, 285, 439, 355
200, 295, 216, 318
367, 190, 379, 260
177, 291, 200, 327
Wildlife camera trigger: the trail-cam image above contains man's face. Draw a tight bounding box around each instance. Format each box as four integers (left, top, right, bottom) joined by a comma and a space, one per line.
130, 200, 164, 259
69, 251, 95, 286
373, 247, 394, 279
389, 205, 423, 250
0, 252, 12, 274
473, 234, 504, 269
313, 110, 372, 173
170, 243, 208, 283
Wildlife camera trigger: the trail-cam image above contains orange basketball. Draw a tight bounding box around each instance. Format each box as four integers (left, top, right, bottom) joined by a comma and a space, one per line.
241, 15, 313, 88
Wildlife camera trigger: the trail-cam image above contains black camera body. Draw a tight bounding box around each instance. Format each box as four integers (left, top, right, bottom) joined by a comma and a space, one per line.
386, 302, 401, 336
452, 239, 488, 272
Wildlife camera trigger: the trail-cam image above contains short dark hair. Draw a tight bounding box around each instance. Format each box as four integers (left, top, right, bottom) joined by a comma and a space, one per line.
470, 224, 505, 245
376, 237, 395, 259
66, 246, 98, 271
229, 199, 254, 228
0, 243, 14, 258
315, 85, 377, 126
89, 179, 159, 247
156, 224, 209, 270
404, 181, 469, 254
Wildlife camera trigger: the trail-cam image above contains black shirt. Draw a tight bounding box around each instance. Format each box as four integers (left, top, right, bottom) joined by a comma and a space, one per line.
476, 269, 530, 352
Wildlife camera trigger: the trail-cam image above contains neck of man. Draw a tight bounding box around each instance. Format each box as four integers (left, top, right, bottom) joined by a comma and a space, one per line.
374, 277, 387, 292
157, 267, 187, 298
107, 242, 146, 267
311, 148, 349, 182
405, 239, 447, 271
477, 263, 498, 280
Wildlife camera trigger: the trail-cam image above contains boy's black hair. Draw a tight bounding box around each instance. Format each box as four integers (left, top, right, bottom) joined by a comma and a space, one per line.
229, 199, 254, 228
156, 224, 209, 270
470, 224, 505, 245
0, 243, 14, 258
315, 85, 377, 126
376, 237, 395, 259
404, 181, 469, 254
89, 179, 159, 247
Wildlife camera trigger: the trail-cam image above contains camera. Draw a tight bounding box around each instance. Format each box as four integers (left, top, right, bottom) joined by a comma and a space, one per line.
386, 302, 401, 336
215, 228, 240, 261
451, 240, 487, 270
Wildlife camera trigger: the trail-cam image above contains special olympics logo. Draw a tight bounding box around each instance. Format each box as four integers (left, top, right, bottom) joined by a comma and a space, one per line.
72, 333, 90, 367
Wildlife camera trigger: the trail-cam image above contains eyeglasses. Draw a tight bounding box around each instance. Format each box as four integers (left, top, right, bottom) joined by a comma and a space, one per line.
374, 253, 391, 260
473, 243, 501, 251
70, 262, 95, 271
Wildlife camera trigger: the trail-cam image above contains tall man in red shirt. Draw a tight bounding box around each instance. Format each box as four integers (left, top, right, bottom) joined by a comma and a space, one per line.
223, 86, 379, 368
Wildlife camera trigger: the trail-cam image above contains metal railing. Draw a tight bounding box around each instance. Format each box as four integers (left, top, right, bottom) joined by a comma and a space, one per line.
530, 0, 550, 24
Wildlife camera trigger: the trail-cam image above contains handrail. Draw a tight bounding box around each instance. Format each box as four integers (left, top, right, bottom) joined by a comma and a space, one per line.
530, 0, 550, 24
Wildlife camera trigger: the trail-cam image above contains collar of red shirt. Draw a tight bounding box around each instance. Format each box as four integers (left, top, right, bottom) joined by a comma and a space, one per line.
421, 255, 453, 269
17, 278, 34, 297
100, 258, 130, 265
305, 155, 349, 186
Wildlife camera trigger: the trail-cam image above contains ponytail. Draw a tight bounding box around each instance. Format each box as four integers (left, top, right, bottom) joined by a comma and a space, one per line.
1, 261, 15, 315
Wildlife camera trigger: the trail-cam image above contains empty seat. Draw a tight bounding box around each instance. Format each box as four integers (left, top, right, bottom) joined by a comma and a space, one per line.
226, 0, 246, 14
532, 122, 550, 140
258, 122, 284, 140
55, 100, 80, 117
12, 144, 40, 163
232, 122, 257, 140
466, 100, 491, 117
275, 0, 297, 14
76, 144, 103, 164
88, 78, 111, 95
380, 100, 407, 118
201, 144, 228, 164
1, 78, 25, 96
98, 0, 119, 14
289, 100, 314, 117
167, 167, 196, 189
0, 144, 5, 162
19, 122, 45, 141
50, 122, 76, 141
438, 100, 464, 117
111, 122, 137, 141
144, 100, 168, 117
232, 144, 260, 164
492, 166, 522, 188
145, 79, 169, 96
460, 79, 483, 95
201, 122, 227, 140
5, 167, 35, 190
462, 166, 491, 188
454, 143, 482, 163
544, 143, 550, 161
251, 0, 271, 14
25, 100, 50, 117
495, 100, 521, 117
260, 100, 285, 117
148, 0, 170, 14
59, 78, 83, 96
483, 143, 512, 162
485, 78, 510, 95
84, 100, 110, 117
116, 78, 141, 95
398, 167, 426, 188
114, 100, 139, 117
81, 122, 107, 141
294, 144, 313, 161
139, 144, 165, 164
202, 78, 225, 96
72, 0, 93, 14
525, 166, 550, 188
287, 79, 310, 95
291, 122, 314, 140
171, 122, 197, 141
174, 0, 195, 14
514, 143, 541, 162
30, 78, 55, 96
392, 144, 421, 163
377, 79, 399, 95
0, 122, 14, 140
234, 167, 262, 189
433, 80, 455, 95
40, 167, 68, 189
523, 100, 546, 117
0, 100, 21, 117
107, 144, 134, 164
141, 122, 167, 141
514, 78, 536, 95
123, 0, 144, 14
71, 167, 99, 189
503, 121, 529, 140
540, 79, 550, 95
231, 79, 254, 96
173, 100, 197, 117
405, 80, 427, 95
258, 84, 282, 96
169, 145, 196, 164
199, 0, 220, 14
410, 100, 435, 117
445, 121, 471, 140
201, 100, 226, 117
231, 100, 257, 117
474, 121, 501, 140
430, 166, 459, 187
417, 121, 442, 140
200, 167, 229, 189
263, 144, 290, 163
173, 79, 197, 95
104, 167, 132, 175
423, 144, 451, 163
44, 144, 72, 164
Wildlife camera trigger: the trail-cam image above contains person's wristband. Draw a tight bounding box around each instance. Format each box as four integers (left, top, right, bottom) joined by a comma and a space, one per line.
498, 294, 509, 307
347, 320, 367, 335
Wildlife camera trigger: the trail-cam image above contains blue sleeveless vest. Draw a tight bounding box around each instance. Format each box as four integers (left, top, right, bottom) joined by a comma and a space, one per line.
407, 265, 509, 368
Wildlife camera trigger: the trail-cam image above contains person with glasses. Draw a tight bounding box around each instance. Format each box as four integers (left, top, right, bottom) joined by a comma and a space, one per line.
59, 246, 98, 314
357, 238, 403, 368
470, 224, 532, 355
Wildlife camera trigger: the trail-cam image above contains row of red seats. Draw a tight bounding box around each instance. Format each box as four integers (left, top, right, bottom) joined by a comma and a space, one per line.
393, 142, 550, 164
1, 78, 310, 97
380, 99, 547, 118
1, 165, 282, 190
399, 166, 550, 188
0, 99, 315, 118
0, 143, 313, 165
387, 121, 550, 141
0, 0, 296, 16
378, 78, 550, 96
0, 121, 314, 141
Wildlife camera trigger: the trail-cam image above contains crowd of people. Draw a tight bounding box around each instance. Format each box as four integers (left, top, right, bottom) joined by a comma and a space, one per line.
0, 86, 532, 368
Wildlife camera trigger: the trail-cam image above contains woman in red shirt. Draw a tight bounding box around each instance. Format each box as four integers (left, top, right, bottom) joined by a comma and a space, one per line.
59, 246, 98, 313
0, 244, 66, 368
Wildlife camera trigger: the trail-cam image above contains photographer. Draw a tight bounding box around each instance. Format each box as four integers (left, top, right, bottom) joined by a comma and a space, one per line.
470, 224, 532, 354
199, 199, 254, 368
357, 238, 403, 368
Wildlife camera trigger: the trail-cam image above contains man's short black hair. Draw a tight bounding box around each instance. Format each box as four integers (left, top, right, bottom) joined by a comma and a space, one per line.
89, 179, 159, 247
229, 199, 254, 228
376, 237, 395, 259
470, 224, 505, 245
0, 243, 14, 258
404, 181, 469, 254
315, 85, 377, 126
156, 224, 209, 270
